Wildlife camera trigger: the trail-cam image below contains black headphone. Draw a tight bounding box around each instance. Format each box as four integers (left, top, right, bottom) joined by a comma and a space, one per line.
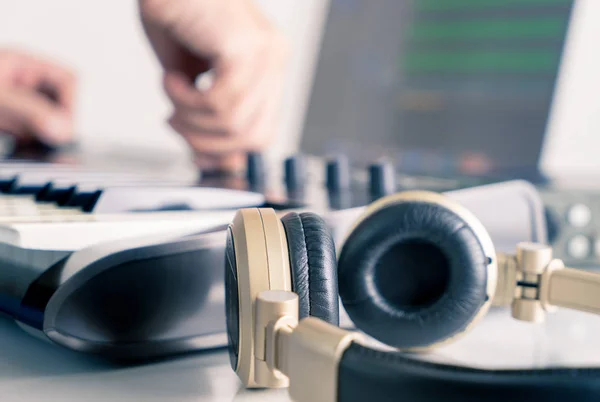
225, 191, 600, 402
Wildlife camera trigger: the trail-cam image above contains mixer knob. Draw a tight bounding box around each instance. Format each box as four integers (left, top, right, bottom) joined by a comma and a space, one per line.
246, 152, 265, 189
567, 203, 592, 228
326, 155, 351, 191
369, 160, 396, 198
284, 155, 306, 190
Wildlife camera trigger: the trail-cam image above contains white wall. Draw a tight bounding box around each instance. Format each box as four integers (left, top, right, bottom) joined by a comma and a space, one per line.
0, 0, 329, 162
254, 0, 331, 161
541, 0, 600, 178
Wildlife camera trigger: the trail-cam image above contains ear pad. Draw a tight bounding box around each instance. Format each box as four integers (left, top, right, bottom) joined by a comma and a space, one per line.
338, 199, 490, 349
281, 212, 339, 325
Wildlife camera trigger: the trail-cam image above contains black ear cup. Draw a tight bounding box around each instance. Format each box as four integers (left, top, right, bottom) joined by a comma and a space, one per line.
338, 199, 490, 349
281, 212, 339, 325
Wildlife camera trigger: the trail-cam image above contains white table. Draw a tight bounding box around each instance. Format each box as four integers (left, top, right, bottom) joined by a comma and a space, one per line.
0, 316, 291, 402
1, 306, 600, 401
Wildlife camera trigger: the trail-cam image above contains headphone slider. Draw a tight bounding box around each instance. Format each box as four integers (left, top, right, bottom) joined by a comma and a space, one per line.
285, 317, 363, 402
254, 290, 299, 388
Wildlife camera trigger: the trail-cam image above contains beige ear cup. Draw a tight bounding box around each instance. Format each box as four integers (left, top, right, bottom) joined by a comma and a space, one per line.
229, 208, 292, 388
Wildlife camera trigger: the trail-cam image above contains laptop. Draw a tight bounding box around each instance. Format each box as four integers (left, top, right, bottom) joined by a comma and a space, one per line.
300, 0, 575, 183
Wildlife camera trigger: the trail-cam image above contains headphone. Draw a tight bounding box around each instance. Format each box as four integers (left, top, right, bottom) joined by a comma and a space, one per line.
225, 191, 600, 402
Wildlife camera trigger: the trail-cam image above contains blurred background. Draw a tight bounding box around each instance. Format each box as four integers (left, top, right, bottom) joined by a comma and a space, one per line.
0, 0, 328, 164
0, 0, 598, 178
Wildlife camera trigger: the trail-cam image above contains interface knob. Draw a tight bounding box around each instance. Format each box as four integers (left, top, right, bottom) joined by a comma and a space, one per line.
284, 155, 307, 191
246, 152, 265, 189
369, 160, 396, 198
326, 155, 351, 191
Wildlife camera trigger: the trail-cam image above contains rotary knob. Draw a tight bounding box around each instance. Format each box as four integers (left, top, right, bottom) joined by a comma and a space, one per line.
369, 160, 396, 198
284, 155, 307, 191
326, 155, 351, 192
246, 152, 265, 189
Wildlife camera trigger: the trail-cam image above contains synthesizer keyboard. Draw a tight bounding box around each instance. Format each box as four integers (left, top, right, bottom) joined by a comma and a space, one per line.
0, 156, 270, 283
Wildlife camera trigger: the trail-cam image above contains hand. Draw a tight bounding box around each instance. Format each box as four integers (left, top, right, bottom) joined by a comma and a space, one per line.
140, 0, 288, 172
0, 49, 76, 146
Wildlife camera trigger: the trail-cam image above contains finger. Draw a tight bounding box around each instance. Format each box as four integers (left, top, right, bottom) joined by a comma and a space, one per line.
169, 117, 229, 150
204, 60, 258, 113
170, 118, 264, 154
193, 152, 246, 172
168, 109, 226, 135
0, 51, 77, 112
169, 92, 260, 154
13, 64, 38, 88
0, 114, 26, 138
171, 103, 275, 155
171, 66, 282, 155
169, 61, 273, 137
16, 54, 78, 112
163, 70, 205, 109
163, 59, 255, 115
169, 97, 260, 136
33, 61, 77, 112
0, 89, 73, 144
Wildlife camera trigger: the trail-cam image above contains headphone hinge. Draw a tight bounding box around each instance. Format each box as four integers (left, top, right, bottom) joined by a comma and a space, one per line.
510, 243, 561, 322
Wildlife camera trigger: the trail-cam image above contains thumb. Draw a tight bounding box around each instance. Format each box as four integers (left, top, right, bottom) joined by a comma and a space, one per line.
0, 88, 73, 144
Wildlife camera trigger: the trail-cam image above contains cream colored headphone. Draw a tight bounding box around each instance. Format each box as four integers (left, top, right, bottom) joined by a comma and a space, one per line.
225, 191, 600, 402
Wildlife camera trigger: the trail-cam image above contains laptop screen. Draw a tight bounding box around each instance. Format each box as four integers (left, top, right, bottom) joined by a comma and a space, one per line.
300, 0, 574, 180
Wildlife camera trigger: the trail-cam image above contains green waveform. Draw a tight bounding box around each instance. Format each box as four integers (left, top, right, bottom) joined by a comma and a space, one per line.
411, 18, 567, 40
420, 0, 572, 12
405, 50, 558, 73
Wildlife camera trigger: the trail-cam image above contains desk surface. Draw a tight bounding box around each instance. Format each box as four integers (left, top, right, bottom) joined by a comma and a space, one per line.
0, 316, 291, 402
2, 307, 600, 402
